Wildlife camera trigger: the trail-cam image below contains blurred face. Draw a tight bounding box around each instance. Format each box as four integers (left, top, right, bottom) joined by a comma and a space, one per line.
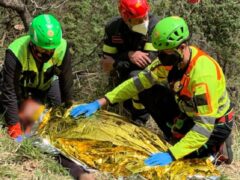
18, 99, 44, 132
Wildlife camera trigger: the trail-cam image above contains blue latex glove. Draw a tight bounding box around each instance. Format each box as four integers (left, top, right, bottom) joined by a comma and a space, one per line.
15, 135, 24, 143
15, 134, 32, 143
144, 152, 173, 166
70, 100, 100, 118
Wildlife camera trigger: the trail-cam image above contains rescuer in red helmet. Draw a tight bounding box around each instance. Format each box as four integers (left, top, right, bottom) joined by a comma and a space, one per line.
100, 0, 159, 125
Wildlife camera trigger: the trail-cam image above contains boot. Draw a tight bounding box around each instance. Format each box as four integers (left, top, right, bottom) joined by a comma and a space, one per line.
215, 134, 233, 165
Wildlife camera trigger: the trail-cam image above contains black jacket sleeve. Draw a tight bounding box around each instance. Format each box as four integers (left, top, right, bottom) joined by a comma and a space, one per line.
58, 43, 73, 106
2, 50, 22, 125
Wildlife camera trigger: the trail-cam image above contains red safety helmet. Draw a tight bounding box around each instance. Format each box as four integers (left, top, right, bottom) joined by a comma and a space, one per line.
118, 0, 150, 20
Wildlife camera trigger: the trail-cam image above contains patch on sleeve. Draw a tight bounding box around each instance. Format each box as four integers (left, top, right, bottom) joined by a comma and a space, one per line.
194, 94, 208, 106
111, 35, 124, 44
193, 83, 212, 115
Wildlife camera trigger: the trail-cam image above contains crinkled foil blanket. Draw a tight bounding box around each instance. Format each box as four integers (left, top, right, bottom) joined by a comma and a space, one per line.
37, 107, 219, 179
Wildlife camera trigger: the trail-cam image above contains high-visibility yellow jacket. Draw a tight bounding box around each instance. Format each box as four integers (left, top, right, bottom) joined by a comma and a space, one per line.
105, 46, 230, 160
8, 35, 67, 91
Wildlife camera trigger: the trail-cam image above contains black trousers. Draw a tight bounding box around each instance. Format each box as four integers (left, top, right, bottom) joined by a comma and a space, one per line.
138, 85, 180, 138
57, 154, 88, 180
138, 85, 233, 158
112, 62, 149, 122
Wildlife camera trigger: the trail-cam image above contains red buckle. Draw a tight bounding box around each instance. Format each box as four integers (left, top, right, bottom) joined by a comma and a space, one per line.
172, 132, 185, 139
217, 110, 234, 123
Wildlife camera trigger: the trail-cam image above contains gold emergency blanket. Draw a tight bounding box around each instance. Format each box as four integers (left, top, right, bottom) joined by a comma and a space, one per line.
37, 107, 220, 179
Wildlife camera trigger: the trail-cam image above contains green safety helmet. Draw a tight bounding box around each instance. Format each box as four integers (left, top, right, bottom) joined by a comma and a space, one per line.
151, 16, 190, 51
29, 14, 62, 50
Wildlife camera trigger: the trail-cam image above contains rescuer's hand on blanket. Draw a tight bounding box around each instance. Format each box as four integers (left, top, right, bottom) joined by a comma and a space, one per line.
144, 152, 173, 166
70, 100, 101, 118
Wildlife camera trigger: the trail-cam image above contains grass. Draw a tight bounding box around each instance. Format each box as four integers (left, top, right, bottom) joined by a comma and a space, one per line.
0, 127, 72, 180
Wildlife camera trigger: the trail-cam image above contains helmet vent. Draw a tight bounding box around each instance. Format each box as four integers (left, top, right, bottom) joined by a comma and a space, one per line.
180, 27, 184, 33
166, 42, 169, 46
174, 31, 179, 36
177, 37, 183, 41
169, 37, 174, 41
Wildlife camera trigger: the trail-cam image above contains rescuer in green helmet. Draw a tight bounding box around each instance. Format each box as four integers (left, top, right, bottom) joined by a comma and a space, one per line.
0, 14, 73, 141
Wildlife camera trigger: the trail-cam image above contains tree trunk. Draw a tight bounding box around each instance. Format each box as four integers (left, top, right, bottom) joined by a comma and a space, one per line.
0, 0, 32, 32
